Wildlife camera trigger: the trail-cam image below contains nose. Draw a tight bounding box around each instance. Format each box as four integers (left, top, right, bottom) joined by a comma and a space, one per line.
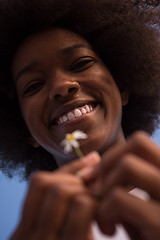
49, 78, 80, 101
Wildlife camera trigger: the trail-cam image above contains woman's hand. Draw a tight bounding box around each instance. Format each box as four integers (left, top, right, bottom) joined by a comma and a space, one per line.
94, 131, 160, 240
9, 131, 160, 240
10, 152, 100, 240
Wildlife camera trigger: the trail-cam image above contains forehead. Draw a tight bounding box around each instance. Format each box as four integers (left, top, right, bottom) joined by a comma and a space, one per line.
12, 28, 91, 69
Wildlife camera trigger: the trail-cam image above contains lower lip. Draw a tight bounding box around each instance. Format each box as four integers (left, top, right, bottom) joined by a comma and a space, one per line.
54, 104, 99, 127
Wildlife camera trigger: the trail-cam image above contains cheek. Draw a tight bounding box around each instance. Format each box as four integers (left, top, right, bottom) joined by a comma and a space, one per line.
82, 67, 118, 97
108, 87, 123, 125
19, 98, 43, 135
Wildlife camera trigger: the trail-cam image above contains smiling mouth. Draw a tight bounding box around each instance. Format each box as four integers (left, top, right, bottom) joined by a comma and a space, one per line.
56, 103, 96, 125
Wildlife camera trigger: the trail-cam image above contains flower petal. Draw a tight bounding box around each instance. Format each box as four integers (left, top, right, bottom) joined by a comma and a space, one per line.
71, 140, 80, 148
73, 130, 88, 139
64, 143, 72, 153
61, 139, 67, 147
61, 130, 87, 154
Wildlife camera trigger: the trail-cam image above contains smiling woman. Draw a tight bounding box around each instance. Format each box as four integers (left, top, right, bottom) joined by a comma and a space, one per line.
12, 28, 124, 166
0, 0, 160, 178
1, 0, 160, 240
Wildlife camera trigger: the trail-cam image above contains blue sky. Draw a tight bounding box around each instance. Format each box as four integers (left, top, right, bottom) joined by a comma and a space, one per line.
1, 129, 160, 240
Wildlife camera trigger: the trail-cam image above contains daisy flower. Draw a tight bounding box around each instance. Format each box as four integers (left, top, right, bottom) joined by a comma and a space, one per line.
61, 130, 87, 158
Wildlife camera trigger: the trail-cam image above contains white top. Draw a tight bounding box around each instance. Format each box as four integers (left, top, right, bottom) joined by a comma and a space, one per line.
93, 223, 129, 240
92, 188, 149, 240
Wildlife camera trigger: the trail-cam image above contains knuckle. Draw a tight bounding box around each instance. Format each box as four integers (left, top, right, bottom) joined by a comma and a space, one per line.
49, 182, 80, 201
49, 184, 66, 198
30, 172, 45, 186
110, 187, 124, 205
30, 172, 50, 191
71, 195, 96, 219
73, 195, 89, 206
72, 195, 96, 211
128, 130, 149, 148
119, 154, 134, 173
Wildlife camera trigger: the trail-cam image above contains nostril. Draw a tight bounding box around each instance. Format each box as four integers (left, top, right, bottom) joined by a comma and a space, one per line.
51, 85, 79, 101
54, 93, 61, 100
68, 87, 77, 94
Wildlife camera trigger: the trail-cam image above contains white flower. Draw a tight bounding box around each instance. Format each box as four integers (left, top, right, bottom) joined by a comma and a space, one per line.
61, 130, 88, 154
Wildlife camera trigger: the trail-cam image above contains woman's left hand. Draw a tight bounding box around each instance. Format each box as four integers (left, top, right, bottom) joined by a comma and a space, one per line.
89, 131, 160, 240
10, 152, 100, 240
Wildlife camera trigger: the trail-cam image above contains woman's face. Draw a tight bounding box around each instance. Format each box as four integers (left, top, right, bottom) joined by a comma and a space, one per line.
12, 28, 125, 166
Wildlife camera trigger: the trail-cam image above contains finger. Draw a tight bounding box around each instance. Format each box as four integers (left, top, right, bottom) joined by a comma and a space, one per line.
101, 153, 160, 200
97, 187, 160, 239
60, 195, 97, 240
20, 171, 83, 234
122, 222, 142, 240
60, 151, 100, 174
33, 183, 88, 240
101, 131, 160, 175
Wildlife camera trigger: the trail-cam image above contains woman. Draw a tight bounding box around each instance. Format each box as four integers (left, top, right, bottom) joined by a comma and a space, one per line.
0, 0, 160, 239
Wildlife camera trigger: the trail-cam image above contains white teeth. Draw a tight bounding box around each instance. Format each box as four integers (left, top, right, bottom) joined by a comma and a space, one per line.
90, 106, 93, 111
68, 112, 75, 120
63, 115, 68, 122
58, 117, 63, 124
81, 107, 87, 114
85, 105, 90, 113
57, 104, 95, 124
74, 109, 82, 118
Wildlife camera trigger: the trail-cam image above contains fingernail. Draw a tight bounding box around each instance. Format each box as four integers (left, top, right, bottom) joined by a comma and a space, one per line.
76, 166, 95, 178
81, 151, 101, 165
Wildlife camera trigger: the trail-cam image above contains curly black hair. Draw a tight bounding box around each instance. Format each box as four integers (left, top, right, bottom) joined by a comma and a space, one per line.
0, 0, 160, 179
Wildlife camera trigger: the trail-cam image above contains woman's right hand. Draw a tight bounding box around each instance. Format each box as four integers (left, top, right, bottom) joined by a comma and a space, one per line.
9, 152, 100, 240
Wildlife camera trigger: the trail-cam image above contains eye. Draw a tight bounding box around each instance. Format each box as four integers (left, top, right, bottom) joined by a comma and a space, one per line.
70, 57, 95, 72
23, 80, 45, 97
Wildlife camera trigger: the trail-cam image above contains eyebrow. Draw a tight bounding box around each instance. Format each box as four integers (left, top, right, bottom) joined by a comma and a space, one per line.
61, 43, 91, 54
15, 61, 38, 82
15, 44, 91, 82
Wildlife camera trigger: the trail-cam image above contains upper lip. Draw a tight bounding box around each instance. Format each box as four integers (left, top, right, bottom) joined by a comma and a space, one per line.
51, 99, 97, 125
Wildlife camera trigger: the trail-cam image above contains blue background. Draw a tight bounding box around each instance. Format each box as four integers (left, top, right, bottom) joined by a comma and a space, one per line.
1, 129, 160, 240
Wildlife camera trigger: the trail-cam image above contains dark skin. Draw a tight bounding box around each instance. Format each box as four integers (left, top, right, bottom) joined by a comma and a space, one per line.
10, 28, 160, 240
10, 152, 100, 240
94, 132, 160, 240
12, 28, 126, 165
10, 133, 160, 240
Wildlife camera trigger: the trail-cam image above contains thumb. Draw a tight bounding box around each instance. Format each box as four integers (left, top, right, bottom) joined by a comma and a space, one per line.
60, 151, 101, 175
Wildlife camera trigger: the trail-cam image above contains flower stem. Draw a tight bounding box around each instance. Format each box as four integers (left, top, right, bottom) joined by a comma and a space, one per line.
74, 147, 84, 158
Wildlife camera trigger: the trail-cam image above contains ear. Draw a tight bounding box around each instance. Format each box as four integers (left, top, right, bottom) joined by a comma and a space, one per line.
121, 91, 129, 106
28, 137, 40, 148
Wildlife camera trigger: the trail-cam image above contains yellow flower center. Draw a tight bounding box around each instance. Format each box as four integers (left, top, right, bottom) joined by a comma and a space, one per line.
66, 133, 75, 142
